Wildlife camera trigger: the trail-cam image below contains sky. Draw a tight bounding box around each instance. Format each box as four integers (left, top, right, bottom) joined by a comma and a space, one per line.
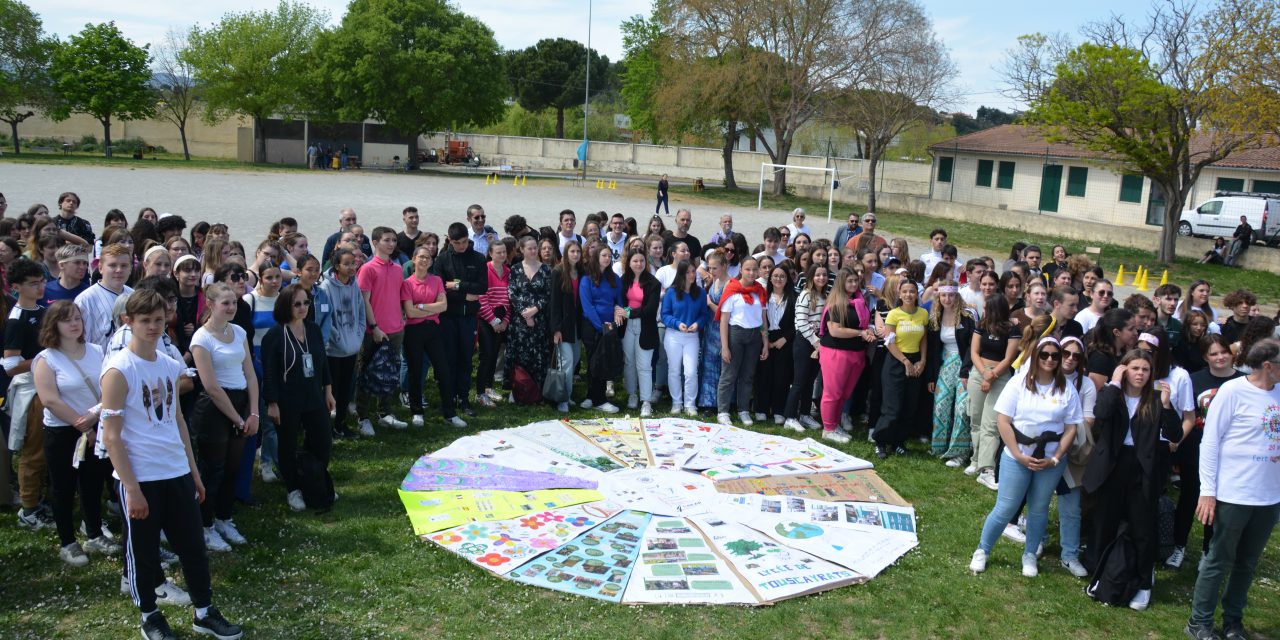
35, 0, 1159, 115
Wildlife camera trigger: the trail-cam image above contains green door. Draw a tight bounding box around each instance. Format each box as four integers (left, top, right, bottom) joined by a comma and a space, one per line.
1039, 165, 1063, 212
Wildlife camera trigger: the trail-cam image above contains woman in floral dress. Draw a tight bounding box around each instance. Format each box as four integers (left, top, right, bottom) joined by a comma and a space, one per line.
506, 236, 553, 386
698, 250, 729, 409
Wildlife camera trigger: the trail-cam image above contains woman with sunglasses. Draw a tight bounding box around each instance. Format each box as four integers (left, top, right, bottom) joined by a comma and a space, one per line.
969, 295, 1022, 486
1168, 334, 1241, 571
317, 248, 363, 438
1082, 349, 1181, 610
262, 284, 335, 512
970, 336, 1081, 578
1053, 335, 1095, 577
1075, 279, 1114, 334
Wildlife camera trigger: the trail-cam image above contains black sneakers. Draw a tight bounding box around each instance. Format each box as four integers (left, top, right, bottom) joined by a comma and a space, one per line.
192, 606, 243, 640
141, 611, 178, 640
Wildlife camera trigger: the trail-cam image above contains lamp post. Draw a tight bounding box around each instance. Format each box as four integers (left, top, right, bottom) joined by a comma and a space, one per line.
580, 0, 592, 180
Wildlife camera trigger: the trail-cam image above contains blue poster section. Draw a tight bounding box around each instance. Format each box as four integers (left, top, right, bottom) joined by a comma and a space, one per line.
508, 509, 653, 602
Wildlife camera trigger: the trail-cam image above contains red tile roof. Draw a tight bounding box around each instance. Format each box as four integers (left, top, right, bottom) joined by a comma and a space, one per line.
930, 125, 1280, 171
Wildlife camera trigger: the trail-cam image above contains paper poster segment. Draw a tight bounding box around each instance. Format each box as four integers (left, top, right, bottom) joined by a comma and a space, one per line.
597, 468, 720, 518
510, 510, 654, 602
691, 517, 863, 602
427, 502, 622, 575
640, 419, 720, 471
755, 520, 918, 579
562, 418, 654, 468
431, 432, 605, 480
622, 516, 760, 604
713, 470, 910, 507
505, 421, 627, 472
398, 488, 603, 536
400, 455, 598, 492
683, 426, 873, 480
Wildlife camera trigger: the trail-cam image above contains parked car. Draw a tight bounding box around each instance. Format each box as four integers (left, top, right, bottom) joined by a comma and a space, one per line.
1178, 191, 1280, 246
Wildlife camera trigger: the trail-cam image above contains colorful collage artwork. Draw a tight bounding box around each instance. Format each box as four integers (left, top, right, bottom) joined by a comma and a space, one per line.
401, 419, 918, 605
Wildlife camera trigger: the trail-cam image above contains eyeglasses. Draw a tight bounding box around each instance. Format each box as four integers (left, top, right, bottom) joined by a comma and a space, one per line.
293, 299, 311, 308
1096, 290, 1113, 298
1062, 351, 1082, 361
1037, 351, 1062, 362
227, 273, 247, 282
863, 218, 876, 223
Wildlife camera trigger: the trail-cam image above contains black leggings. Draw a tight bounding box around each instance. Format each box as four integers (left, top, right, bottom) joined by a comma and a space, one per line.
192, 389, 249, 527
784, 339, 821, 420
404, 321, 455, 418
754, 340, 793, 417
277, 407, 331, 493
476, 320, 505, 393
1174, 430, 1213, 552
328, 354, 357, 431
43, 426, 108, 546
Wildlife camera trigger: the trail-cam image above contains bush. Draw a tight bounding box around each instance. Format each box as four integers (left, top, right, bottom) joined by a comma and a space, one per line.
22, 136, 66, 149
77, 134, 99, 152
112, 137, 166, 154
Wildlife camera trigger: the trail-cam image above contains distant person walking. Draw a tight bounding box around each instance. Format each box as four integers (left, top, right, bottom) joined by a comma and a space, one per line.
656, 174, 670, 216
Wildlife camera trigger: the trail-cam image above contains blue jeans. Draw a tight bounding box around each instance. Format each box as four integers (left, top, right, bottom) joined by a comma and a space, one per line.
979, 452, 1065, 555
1057, 485, 1082, 562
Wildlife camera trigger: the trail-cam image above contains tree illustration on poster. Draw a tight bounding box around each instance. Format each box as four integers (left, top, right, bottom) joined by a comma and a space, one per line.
398, 418, 920, 605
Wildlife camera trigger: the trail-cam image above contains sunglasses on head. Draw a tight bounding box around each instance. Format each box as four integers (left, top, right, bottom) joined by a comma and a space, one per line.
1037, 350, 1062, 362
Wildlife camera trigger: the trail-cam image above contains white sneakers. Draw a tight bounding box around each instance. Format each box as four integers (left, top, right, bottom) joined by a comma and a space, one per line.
1021, 553, 1038, 577
1129, 588, 1152, 611
753, 412, 767, 422
822, 430, 852, 444
120, 577, 192, 606
558, 402, 570, 413
717, 413, 733, 426
448, 416, 468, 428
684, 406, 698, 417
969, 549, 987, 573
213, 519, 246, 545
976, 469, 999, 491
1060, 558, 1088, 578
259, 465, 278, 484
83, 534, 122, 556
203, 526, 232, 552
738, 411, 754, 426
963, 462, 978, 476
411, 414, 425, 428
1165, 546, 1185, 569
840, 414, 854, 433
640, 402, 652, 418
379, 414, 408, 430
358, 419, 375, 437
579, 399, 594, 409
945, 457, 967, 468
287, 490, 306, 512
799, 415, 822, 430
60, 542, 89, 567
1002, 523, 1027, 544
597, 402, 620, 414
783, 418, 805, 433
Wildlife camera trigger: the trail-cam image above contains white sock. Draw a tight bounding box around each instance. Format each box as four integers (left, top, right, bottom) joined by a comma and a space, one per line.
195, 606, 209, 619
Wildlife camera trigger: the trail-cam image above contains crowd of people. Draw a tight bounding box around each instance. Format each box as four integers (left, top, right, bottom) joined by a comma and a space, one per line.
0, 190, 1276, 640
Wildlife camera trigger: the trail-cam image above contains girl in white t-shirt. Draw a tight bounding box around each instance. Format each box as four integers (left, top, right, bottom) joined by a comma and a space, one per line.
32, 301, 113, 566
190, 283, 259, 551
970, 336, 1081, 579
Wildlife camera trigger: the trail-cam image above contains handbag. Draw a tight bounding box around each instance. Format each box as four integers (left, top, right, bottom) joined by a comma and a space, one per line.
542, 348, 571, 404
589, 326, 624, 381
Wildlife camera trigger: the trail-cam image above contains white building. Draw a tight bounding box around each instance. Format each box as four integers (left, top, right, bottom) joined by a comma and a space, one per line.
928, 125, 1280, 229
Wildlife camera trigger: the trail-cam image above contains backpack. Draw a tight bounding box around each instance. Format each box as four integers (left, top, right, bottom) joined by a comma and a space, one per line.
589, 326, 624, 380
296, 449, 334, 513
1086, 531, 1141, 606
358, 340, 400, 396
511, 365, 543, 405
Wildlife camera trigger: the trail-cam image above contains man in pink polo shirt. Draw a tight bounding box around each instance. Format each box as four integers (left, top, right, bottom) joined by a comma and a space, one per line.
356, 226, 409, 435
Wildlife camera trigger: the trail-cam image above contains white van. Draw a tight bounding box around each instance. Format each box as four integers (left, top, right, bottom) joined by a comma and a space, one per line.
1177, 192, 1280, 246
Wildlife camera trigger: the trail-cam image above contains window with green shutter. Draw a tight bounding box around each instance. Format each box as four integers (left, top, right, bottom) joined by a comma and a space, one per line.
976, 159, 993, 187
997, 161, 1015, 189
1119, 174, 1144, 203
937, 157, 954, 183
1066, 166, 1088, 197
1252, 179, 1280, 195
1215, 177, 1244, 192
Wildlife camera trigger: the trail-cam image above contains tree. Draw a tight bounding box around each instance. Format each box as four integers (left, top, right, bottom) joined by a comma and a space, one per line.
153, 29, 198, 161
48, 22, 153, 158
828, 7, 956, 212
184, 0, 327, 163
314, 0, 506, 137
620, 12, 666, 144
1005, 0, 1280, 262
664, 0, 922, 196
507, 38, 609, 139
0, 0, 57, 154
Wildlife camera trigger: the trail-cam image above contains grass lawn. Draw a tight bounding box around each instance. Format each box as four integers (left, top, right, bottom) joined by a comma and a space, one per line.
0, 150, 307, 173
681, 186, 1280, 301
2, 388, 1276, 640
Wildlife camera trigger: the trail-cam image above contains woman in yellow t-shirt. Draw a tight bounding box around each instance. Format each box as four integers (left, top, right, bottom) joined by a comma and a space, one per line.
873, 278, 929, 459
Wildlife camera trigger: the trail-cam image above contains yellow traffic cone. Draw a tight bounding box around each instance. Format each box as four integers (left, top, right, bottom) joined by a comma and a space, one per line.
1159, 270, 1168, 286
1138, 267, 1149, 291
1115, 265, 1125, 286
484, 174, 491, 185
521, 175, 527, 186
609, 180, 617, 189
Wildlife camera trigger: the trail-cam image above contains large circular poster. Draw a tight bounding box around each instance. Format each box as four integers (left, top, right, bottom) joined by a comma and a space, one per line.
398, 418, 918, 605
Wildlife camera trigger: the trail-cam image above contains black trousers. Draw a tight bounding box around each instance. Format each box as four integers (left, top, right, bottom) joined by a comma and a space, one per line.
404, 321, 455, 418
192, 389, 249, 527
43, 426, 107, 546
754, 339, 793, 417
580, 322, 613, 405
277, 407, 332, 494
1174, 430, 1213, 552
852, 345, 886, 424
121, 474, 212, 613
1086, 446, 1162, 588
476, 320, 505, 393
873, 352, 922, 448
441, 314, 477, 404
328, 354, 357, 432
783, 339, 821, 420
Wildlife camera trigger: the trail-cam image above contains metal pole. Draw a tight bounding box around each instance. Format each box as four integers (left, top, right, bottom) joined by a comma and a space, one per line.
580, 0, 592, 180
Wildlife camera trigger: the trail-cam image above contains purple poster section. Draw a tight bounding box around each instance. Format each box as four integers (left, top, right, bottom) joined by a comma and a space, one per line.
401, 456, 599, 492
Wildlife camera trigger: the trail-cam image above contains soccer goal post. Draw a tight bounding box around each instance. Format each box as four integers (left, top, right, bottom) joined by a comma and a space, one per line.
757, 163, 839, 222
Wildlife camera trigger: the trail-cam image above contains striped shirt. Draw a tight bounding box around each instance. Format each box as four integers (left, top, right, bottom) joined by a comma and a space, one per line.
75, 283, 132, 350
478, 262, 511, 326
794, 291, 826, 347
